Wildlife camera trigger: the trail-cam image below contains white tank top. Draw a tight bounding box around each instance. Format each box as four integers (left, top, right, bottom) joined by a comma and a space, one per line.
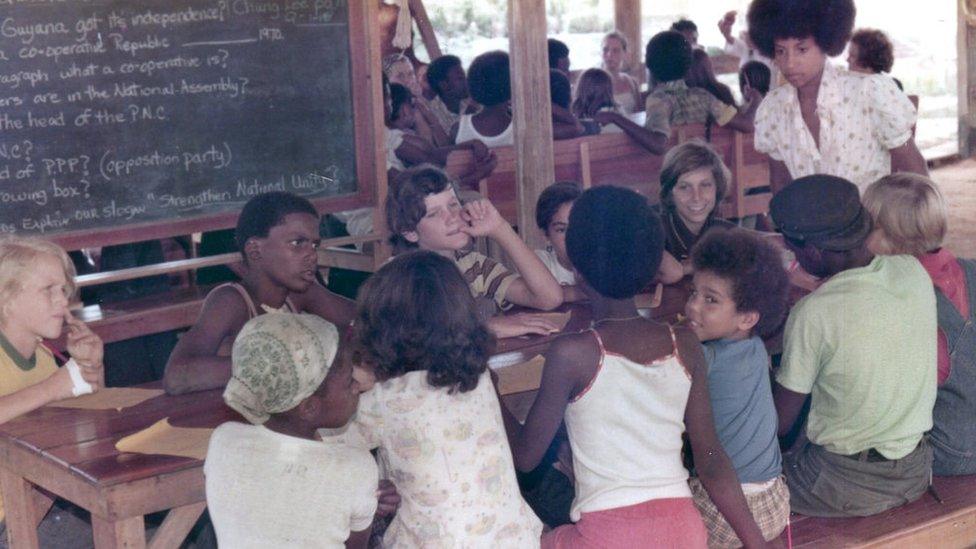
613, 92, 637, 115
565, 326, 693, 520
454, 114, 514, 148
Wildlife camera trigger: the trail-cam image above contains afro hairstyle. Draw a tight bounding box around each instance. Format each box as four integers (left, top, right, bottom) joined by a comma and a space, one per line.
746, 0, 856, 58
235, 192, 318, 260
548, 39, 570, 69
467, 50, 511, 107
566, 186, 663, 299
850, 28, 895, 74
426, 54, 463, 92
690, 228, 790, 338
645, 31, 693, 83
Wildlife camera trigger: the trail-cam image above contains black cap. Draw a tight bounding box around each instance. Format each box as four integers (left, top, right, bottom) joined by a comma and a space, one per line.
769, 174, 872, 251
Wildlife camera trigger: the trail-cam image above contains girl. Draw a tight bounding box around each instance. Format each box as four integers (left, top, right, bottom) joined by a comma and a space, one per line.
863, 173, 976, 476
600, 31, 641, 115
324, 251, 543, 547
686, 49, 737, 107
748, 0, 927, 194
534, 182, 584, 302
499, 186, 765, 548
571, 68, 623, 134
454, 51, 514, 148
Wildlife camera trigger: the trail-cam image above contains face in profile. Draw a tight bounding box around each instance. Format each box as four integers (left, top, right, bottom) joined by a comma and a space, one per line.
545, 201, 573, 270
252, 212, 321, 293
2, 253, 70, 343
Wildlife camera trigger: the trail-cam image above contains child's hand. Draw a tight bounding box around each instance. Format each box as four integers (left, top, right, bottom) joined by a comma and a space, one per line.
375, 479, 401, 518
460, 199, 505, 239
470, 139, 491, 162
487, 314, 560, 339
591, 111, 619, 126
64, 312, 104, 389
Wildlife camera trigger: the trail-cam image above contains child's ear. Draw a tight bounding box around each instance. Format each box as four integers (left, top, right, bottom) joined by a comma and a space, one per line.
402, 230, 419, 244
296, 395, 321, 423
736, 310, 760, 333
244, 238, 261, 262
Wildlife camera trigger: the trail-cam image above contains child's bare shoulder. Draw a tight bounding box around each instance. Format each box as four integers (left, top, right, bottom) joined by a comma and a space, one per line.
546, 330, 601, 369
198, 284, 252, 326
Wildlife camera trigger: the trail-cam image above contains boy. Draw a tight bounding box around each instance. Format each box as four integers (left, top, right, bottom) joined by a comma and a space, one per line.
770, 174, 936, 517
206, 313, 395, 548
385, 165, 563, 338
163, 192, 355, 395
684, 228, 791, 545
424, 55, 477, 137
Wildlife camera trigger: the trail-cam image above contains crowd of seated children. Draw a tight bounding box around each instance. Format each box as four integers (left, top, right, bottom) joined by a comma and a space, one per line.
424, 55, 479, 137
499, 185, 767, 548
749, 0, 927, 194
205, 312, 397, 548
770, 174, 936, 517
863, 173, 976, 476
385, 165, 562, 338
534, 182, 584, 302
600, 31, 641, 115
322, 251, 544, 547
163, 192, 355, 395
685, 228, 791, 546
383, 53, 448, 147
453, 51, 515, 148
847, 28, 904, 90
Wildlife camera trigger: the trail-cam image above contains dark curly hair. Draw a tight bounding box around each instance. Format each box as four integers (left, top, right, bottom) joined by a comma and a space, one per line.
468, 50, 510, 107
690, 228, 789, 338
548, 38, 570, 70
536, 181, 582, 231
746, 0, 855, 59
549, 69, 572, 109
236, 192, 318, 261
426, 54, 462, 92
670, 18, 698, 34
355, 251, 494, 393
385, 165, 458, 253
567, 186, 663, 299
739, 60, 772, 97
850, 28, 894, 74
645, 31, 693, 83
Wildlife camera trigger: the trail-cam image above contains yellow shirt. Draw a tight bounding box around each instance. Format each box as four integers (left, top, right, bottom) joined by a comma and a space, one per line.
0, 333, 59, 522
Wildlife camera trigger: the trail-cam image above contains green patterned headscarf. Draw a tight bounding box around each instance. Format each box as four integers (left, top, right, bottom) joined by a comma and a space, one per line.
225, 313, 339, 424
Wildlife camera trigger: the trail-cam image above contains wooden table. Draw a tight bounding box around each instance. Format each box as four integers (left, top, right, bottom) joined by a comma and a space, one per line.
0, 383, 240, 548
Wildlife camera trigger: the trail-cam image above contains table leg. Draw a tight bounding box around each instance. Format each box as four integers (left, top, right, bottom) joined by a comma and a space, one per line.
0, 469, 39, 549
147, 502, 206, 549
92, 515, 146, 549
31, 486, 55, 527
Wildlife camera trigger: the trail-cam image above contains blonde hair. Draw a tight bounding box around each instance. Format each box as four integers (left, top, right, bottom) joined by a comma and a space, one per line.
0, 236, 76, 321
602, 30, 629, 51
862, 173, 947, 256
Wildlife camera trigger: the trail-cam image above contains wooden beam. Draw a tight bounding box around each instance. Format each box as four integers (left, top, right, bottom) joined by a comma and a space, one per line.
959, 0, 976, 157
508, 0, 554, 249
614, 0, 643, 84
408, 0, 442, 60
365, 0, 393, 266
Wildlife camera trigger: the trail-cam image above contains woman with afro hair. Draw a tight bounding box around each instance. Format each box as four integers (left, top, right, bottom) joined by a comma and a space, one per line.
747, 0, 927, 195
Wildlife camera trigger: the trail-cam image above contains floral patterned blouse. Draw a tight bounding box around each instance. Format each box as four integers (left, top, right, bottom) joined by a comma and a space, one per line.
754, 63, 916, 194
321, 370, 542, 548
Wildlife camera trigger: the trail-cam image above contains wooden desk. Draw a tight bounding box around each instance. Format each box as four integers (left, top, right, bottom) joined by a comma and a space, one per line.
0, 384, 239, 548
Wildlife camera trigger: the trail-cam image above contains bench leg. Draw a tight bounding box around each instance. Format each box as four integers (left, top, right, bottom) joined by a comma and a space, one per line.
92, 515, 146, 549
0, 469, 40, 549
147, 502, 207, 549
31, 486, 55, 528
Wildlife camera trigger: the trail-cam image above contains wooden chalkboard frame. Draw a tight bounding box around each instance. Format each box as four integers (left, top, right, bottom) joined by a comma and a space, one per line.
46, 0, 383, 252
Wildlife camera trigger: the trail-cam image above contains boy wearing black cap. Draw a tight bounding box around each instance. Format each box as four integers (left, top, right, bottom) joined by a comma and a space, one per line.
769, 174, 937, 518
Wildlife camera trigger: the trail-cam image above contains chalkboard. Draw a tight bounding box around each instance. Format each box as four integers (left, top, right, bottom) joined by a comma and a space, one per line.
0, 0, 375, 248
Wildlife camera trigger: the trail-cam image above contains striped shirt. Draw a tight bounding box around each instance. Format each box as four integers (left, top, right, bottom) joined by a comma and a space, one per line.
453, 249, 517, 311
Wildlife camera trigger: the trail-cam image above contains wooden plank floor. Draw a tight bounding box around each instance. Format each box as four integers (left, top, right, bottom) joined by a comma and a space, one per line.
932, 158, 976, 259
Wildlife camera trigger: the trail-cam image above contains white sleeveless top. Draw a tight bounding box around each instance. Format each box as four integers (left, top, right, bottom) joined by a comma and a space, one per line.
612, 92, 638, 116
455, 114, 514, 148
565, 327, 693, 520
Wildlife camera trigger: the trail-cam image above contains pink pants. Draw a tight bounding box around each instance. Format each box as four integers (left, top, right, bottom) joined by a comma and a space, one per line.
542, 497, 708, 549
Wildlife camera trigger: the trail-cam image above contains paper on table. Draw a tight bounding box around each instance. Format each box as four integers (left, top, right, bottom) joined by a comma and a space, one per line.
529, 311, 572, 331
49, 387, 164, 412
115, 418, 214, 461
495, 355, 546, 395
635, 283, 664, 309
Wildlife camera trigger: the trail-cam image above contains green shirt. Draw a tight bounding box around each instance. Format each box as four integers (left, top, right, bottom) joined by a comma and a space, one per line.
777, 255, 936, 459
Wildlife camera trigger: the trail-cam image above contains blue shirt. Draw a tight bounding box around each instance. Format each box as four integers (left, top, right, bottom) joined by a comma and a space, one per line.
703, 337, 781, 484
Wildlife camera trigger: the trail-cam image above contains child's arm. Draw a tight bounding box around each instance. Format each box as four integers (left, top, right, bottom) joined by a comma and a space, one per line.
461, 199, 563, 311
722, 87, 762, 133
486, 313, 560, 338
769, 158, 792, 195
889, 138, 928, 176
592, 111, 668, 155
344, 529, 370, 549
773, 382, 809, 437
552, 105, 585, 140
678, 326, 768, 548
163, 288, 248, 395
292, 284, 356, 329
495, 332, 598, 471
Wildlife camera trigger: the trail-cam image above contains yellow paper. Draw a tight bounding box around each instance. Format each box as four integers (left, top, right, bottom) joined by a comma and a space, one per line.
49, 388, 164, 412
635, 283, 664, 309
530, 311, 572, 331
495, 355, 546, 395
115, 418, 214, 461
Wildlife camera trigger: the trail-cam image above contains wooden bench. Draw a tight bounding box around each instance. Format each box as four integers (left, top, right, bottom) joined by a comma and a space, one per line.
781, 475, 976, 547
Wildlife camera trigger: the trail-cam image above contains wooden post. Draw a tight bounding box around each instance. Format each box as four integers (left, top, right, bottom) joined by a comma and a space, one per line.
614, 0, 643, 84
365, 0, 392, 266
508, 0, 554, 249
409, 0, 442, 60
959, 0, 976, 158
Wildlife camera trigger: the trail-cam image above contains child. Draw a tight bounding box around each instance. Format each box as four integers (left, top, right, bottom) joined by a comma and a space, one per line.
600, 31, 641, 115
571, 68, 621, 134
453, 51, 514, 148
322, 251, 543, 547
534, 182, 584, 302
739, 61, 771, 99
424, 55, 477, 137
863, 173, 976, 476
685, 228, 790, 546
549, 69, 585, 140
771, 174, 936, 517
385, 165, 563, 338
748, 0, 926, 194
205, 313, 393, 548
499, 186, 767, 548
163, 192, 355, 395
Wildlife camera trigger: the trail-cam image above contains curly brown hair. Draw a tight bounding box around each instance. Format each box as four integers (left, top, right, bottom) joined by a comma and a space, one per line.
850, 29, 894, 74
354, 251, 494, 393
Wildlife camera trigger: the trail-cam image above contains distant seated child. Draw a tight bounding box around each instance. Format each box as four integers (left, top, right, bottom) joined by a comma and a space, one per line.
453, 51, 514, 148
863, 173, 976, 476
571, 68, 623, 134
323, 251, 543, 546
535, 182, 584, 302
386, 165, 563, 338
771, 175, 936, 517
163, 192, 355, 395
549, 69, 585, 140
739, 60, 771, 99
206, 313, 392, 548
685, 228, 790, 546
